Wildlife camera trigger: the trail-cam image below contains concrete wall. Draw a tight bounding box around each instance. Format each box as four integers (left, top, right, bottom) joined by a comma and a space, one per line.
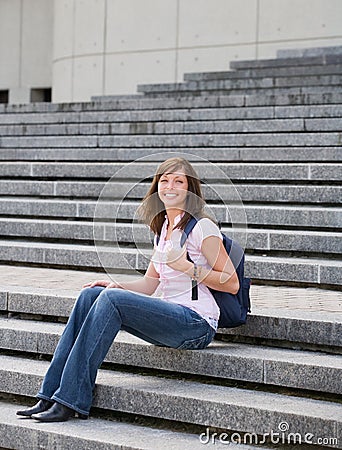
1, 0, 342, 104
52, 0, 342, 103
0, 0, 53, 103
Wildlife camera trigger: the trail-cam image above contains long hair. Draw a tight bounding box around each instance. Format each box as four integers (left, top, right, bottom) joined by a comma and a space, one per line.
137, 158, 207, 235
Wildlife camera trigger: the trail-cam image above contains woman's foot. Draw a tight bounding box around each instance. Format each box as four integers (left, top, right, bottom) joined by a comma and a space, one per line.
31, 402, 87, 422
16, 399, 53, 417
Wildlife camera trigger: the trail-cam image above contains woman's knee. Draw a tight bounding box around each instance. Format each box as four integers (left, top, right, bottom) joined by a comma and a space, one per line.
97, 288, 133, 308
97, 287, 121, 302
76, 286, 105, 308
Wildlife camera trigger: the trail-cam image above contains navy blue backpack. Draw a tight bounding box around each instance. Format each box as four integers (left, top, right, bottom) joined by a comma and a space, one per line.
180, 217, 251, 328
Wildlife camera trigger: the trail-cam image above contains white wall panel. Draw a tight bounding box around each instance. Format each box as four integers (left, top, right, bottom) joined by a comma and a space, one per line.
106, 0, 177, 53
74, 0, 105, 55
52, 59, 73, 103
53, 0, 74, 60
21, 0, 53, 86
178, 0, 257, 47
73, 55, 103, 101
258, 37, 342, 59
104, 50, 176, 95
258, 0, 342, 42
0, 0, 21, 88
177, 45, 256, 81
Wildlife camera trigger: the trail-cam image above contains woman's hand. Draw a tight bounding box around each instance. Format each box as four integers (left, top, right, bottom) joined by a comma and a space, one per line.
82, 280, 121, 289
105, 282, 122, 289
166, 245, 192, 273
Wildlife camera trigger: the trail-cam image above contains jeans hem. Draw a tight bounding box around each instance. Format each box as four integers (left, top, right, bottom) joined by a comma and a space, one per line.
36, 393, 52, 402
51, 395, 89, 416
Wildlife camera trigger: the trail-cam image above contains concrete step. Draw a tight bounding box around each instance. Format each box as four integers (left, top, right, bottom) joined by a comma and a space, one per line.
2, 117, 342, 136
184, 72, 342, 85
230, 54, 342, 70
1, 131, 341, 148
0, 146, 341, 162
1, 161, 341, 182
2, 92, 342, 118
184, 64, 342, 82
0, 401, 248, 450
137, 75, 342, 95
0, 180, 341, 208
1, 355, 341, 448
277, 45, 342, 59
1, 198, 340, 229
245, 91, 342, 106
139, 86, 342, 99
1, 317, 341, 393
1, 104, 342, 126
0, 239, 340, 286
0, 118, 317, 136
0, 266, 340, 347
0, 218, 340, 255
225, 307, 342, 353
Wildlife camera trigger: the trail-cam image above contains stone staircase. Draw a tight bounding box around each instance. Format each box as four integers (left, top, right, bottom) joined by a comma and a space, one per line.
0, 46, 341, 449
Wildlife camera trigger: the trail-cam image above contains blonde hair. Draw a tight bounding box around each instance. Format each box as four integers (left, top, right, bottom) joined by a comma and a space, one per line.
137, 157, 207, 235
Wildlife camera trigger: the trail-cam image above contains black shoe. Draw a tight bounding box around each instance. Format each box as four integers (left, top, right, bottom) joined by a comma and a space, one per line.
16, 399, 53, 417
31, 402, 87, 422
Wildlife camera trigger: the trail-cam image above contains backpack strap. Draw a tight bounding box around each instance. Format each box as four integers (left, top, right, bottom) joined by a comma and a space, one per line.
180, 216, 198, 246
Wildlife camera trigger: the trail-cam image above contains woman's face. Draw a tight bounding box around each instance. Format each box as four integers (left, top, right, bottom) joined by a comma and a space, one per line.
157, 170, 189, 210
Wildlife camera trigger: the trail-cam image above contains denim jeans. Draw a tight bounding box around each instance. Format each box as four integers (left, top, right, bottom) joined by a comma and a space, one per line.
37, 287, 216, 416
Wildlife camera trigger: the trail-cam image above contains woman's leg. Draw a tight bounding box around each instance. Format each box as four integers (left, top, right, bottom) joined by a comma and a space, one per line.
49, 288, 215, 416
37, 286, 105, 401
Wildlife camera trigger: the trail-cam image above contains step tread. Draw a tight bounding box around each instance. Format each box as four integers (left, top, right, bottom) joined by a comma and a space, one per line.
137, 76, 342, 92
0, 181, 341, 205
1, 162, 341, 181
1, 281, 341, 318
1, 105, 342, 125
1, 147, 341, 163
1, 217, 340, 237
1, 196, 341, 210
184, 65, 342, 81
1, 317, 341, 368
0, 239, 340, 287
0, 238, 341, 260
1, 117, 341, 133
230, 54, 342, 70
1, 91, 342, 115
0, 221, 341, 257
0, 318, 341, 393
0, 264, 341, 351
0, 401, 244, 450
1, 355, 341, 430
2, 132, 341, 149
0, 238, 341, 268
0, 199, 340, 233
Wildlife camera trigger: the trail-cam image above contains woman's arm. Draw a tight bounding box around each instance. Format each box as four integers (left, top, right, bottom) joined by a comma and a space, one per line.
166, 235, 239, 294
83, 260, 160, 296
199, 236, 240, 294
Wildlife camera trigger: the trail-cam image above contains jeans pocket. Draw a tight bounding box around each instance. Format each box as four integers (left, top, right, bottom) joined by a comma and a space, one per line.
177, 329, 214, 350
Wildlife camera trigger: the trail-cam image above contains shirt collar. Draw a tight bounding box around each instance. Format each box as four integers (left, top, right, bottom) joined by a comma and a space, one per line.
161, 212, 184, 239
164, 212, 184, 225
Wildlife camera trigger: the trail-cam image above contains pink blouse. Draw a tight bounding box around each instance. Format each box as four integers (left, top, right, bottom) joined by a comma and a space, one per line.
152, 214, 222, 330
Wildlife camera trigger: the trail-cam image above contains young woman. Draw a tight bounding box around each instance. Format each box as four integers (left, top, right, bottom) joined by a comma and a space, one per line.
17, 157, 239, 422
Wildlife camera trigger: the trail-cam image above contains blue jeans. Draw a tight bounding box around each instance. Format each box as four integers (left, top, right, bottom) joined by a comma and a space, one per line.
37, 287, 216, 416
